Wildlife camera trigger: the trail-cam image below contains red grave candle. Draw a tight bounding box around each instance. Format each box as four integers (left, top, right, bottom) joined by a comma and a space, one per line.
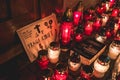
93, 18, 101, 31
53, 63, 68, 80
111, 9, 119, 17
60, 22, 73, 45
73, 11, 82, 26
109, 0, 115, 7
84, 21, 93, 36
37, 50, 49, 70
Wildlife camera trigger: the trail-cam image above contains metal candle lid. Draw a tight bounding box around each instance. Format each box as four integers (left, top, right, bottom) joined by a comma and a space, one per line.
56, 63, 67, 74
42, 68, 53, 78
49, 41, 60, 50
97, 55, 110, 66
37, 50, 48, 60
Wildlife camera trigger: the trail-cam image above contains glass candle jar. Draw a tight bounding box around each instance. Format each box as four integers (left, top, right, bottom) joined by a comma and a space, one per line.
48, 41, 60, 64
40, 68, 53, 80
101, 13, 109, 27
80, 65, 93, 80
53, 63, 68, 80
68, 52, 81, 71
84, 21, 93, 36
73, 1, 84, 26
108, 40, 120, 60
95, 28, 107, 43
112, 55, 120, 80
93, 55, 110, 78
74, 24, 84, 43
37, 50, 49, 70
93, 17, 102, 32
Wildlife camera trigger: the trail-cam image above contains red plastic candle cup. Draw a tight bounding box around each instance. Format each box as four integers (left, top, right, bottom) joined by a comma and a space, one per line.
60, 22, 73, 45
73, 11, 82, 26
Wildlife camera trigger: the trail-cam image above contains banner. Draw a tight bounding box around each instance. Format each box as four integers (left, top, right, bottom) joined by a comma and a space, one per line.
17, 13, 59, 62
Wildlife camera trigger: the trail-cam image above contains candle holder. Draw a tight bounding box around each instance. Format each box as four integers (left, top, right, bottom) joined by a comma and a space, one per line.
48, 41, 60, 64
84, 21, 93, 36
96, 2, 106, 15
108, 40, 120, 60
112, 55, 120, 80
84, 7, 96, 22
39, 68, 53, 80
74, 24, 84, 43
52, 63, 68, 80
93, 16, 102, 32
80, 65, 93, 80
37, 50, 49, 70
68, 52, 81, 72
60, 8, 73, 46
93, 55, 110, 78
111, 8, 119, 17
73, 1, 84, 26
95, 27, 107, 43
101, 12, 109, 27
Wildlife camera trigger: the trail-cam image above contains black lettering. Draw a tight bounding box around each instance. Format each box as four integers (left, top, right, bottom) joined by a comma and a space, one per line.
49, 20, 53, 29
34, 25, 40, 33
44, 22, 49, 28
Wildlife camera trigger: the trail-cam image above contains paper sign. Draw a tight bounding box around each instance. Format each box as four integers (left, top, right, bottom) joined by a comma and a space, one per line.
17, 13, 59, 62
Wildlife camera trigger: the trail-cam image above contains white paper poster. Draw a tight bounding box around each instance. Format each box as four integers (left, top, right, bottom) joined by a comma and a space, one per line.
17, 13, 59, 62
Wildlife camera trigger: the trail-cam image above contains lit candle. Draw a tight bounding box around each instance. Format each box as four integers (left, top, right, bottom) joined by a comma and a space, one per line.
113, 23, 119, 35
105, 28, 112, 39
111, 9, 119, 17
80, 65, 93, 80
53, 63, 68, 80
109, 0, 115, 7
48, 41, 60, 64
105, 1, 110, 11
93, 17, 102, 31
84, 21, 93, 36
95, 28, 107, 43
118, 17, 120, 30
101, 13, 109, 27
37, 50, 49, 70
93, 55, 110, 78
96, 3, 106, 15
108, 40, 120, 60
60, 22, 73, 45
68, 52, 81, 71
75, 25, 83, 42
73, 1, 84, 26
73, 11, 82, 26
41, 68, 53, 80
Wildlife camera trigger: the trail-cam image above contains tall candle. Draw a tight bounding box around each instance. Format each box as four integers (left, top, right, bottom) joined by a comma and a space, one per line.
60, 22, 73, 45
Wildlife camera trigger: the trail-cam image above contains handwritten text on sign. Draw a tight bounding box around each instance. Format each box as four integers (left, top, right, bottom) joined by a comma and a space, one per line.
17, 13, 59, 62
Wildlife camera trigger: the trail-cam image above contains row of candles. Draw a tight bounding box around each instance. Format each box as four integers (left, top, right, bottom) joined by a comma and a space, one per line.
36, 40, 120, 80
36, 0, 120, 80
60, 0, 120, 46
